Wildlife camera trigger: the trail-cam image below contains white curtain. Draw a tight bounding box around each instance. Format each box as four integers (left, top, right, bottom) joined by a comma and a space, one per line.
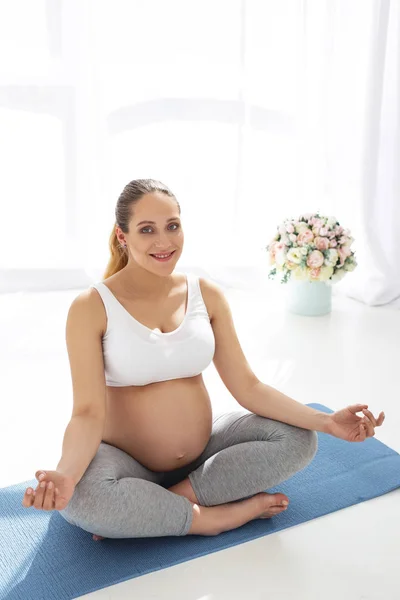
0, 0, 398, 306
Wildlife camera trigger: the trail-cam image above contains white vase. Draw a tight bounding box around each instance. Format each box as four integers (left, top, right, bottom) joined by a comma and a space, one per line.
286, 280, 332, 316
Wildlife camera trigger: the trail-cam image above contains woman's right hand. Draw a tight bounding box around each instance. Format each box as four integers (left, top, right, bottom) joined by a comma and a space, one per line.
21, 470, 76, 511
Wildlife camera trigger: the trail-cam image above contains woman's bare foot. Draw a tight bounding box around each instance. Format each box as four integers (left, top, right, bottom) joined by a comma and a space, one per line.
257, 492, 289, 519
92, 534, 105, 541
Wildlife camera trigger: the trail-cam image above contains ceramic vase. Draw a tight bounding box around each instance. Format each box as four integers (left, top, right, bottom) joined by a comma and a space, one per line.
286, 280, 332, 316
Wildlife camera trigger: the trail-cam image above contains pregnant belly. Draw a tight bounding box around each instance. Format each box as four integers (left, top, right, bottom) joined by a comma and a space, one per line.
102, 375, 213, 471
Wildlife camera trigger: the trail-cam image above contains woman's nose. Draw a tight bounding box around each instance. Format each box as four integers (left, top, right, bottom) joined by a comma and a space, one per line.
154, 233, 171, 248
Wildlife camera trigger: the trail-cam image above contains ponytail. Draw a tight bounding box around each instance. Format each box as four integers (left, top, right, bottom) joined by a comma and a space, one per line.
102, 222, 128, 280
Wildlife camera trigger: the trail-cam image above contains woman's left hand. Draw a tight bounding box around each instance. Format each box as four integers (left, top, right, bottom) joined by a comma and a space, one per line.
326, 404, 385, 442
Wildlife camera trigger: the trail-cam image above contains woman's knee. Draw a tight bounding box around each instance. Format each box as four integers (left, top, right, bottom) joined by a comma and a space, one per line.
58, 475, 97, 526
288, 426, 318, 466
262, 419, 318, 467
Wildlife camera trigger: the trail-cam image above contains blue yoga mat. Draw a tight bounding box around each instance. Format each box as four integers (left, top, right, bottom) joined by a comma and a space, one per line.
1, 403, 400, 600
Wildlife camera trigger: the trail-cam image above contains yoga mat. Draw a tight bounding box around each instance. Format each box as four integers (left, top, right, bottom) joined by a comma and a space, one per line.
1, 403, 400, 600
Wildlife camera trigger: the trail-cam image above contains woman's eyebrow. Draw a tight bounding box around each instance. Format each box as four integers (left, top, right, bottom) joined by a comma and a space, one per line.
136, 217, 180, 226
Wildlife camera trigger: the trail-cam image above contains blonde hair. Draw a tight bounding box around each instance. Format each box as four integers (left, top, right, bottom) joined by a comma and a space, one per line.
103, 178, 181, 280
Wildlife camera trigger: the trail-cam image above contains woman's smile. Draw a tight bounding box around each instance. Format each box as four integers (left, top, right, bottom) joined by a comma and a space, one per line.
149, 250, 177, 262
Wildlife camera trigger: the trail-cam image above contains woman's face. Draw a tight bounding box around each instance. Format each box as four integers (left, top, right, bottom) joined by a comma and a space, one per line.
117, 192, 184, 273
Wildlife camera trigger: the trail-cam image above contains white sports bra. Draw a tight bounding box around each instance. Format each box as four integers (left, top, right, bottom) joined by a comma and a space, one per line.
90, 273, 216, 387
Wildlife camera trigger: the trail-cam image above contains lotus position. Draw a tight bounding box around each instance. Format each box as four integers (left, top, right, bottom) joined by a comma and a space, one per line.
22, 179, 385, 540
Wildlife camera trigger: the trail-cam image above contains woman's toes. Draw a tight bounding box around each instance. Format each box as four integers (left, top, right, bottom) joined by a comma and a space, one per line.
264, 492, 289, 506
271, 494, 289, 507
259, 505, 288, 519
92, 534, 105, 541
259, 504, 287, 518
258, 492, 289, 518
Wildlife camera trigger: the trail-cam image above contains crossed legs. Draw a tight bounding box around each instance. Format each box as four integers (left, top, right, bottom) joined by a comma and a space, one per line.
59, 409, 318, 539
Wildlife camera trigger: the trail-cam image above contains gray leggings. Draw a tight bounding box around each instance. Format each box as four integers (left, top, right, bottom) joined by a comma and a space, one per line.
59, 409, 318, 538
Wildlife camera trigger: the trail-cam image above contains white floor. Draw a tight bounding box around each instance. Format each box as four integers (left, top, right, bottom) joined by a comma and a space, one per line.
1, 277, 399, 600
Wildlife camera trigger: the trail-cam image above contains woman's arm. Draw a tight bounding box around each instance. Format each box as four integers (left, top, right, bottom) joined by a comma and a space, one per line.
238, 381, 331, 432
57, 414, 104, 485
199, 278, 330, 432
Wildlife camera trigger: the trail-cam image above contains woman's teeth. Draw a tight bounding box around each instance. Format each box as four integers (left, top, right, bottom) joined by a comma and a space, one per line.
151, 251, 175, 261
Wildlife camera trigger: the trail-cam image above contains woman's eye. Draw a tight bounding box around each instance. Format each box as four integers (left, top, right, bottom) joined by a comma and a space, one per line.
140, 223, 180, 234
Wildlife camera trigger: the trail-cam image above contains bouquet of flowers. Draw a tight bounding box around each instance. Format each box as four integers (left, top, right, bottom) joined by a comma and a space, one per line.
266, 213, 357, 284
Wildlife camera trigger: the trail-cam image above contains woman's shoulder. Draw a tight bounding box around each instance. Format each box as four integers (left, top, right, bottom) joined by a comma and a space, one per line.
191, 275, 225, 321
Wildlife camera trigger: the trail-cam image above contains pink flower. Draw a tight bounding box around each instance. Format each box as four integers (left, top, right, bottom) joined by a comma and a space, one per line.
297, 230, 314, 246
337, 246, 351, 266
310, 268, 321, 279
309, 217, 323, 226
269, 242, 277, 257
314, 236, 330, 251
329, 238, 338, 248
307, 250, 325, 268
270, 241, 287, 258
286, 223, 295, 234
313, 218, 324, 228
319, 227, 329, 236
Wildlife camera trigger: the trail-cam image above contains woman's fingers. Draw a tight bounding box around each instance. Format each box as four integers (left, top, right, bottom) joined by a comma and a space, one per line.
362, 415, 375, 437
42, 482, 55, 511
33, 481, 47, 509
350, 404, 368, 413
23, 469, 62, 510
359, 422, 367, 441
362, 409, 377, 427
363, 409, 385, 428
22, 487, 35, 507
33, 480, 56, 510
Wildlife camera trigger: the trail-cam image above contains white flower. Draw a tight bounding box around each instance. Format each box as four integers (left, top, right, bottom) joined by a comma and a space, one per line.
280, 232, 290, 245
319, 265, 334, 281
292, 267, 309, 281
326, 216, 337, 229
344, 260, 356, 272
342, 236, 355, 248
331, 269, 346, 283
324, 249, 339, 267
287, 247, 303, 264
275, 248, 287, 267
294, 222, 309, 234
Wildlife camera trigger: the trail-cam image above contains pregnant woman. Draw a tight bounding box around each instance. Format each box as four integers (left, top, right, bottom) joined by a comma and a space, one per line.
22, 179, 385, 540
